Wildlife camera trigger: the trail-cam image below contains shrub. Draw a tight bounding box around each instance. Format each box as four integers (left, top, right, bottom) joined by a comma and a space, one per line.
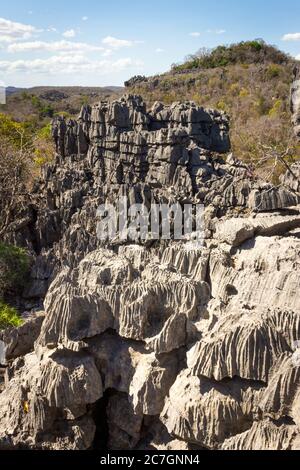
268, 99, 283, 117
30, 95, 54, 118
266, 64, 281, 79
0, 135, 34, 236
80, 95, 89, 106
239, 88, 249, 98
0, 243, 30, 297
255, 96, 270, 116
34, 123, 54, 165
0, 301, 23, 330
161, 93, 176, 104
21, 91, 31, 100
0, 112, 55, 198
0, 113, 31, 149
230, 83, 240, 96
216, 100, 227, 111
40, 104, 54, 118
54, 111, 71, 119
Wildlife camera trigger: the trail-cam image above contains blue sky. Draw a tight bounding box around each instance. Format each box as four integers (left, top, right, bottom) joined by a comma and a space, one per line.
0, 0, 300, 87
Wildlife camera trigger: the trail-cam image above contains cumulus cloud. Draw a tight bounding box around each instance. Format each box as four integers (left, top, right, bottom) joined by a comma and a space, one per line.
0, 54, 143, 75
155, 48, 164, 53
282, 32, 300, 41
102, 36, 139, 49
82, 16, 88, 21
189, 32, 201, 37
0, 17, 40, 42
7, 40, 104, 53
62, 29, 76, 38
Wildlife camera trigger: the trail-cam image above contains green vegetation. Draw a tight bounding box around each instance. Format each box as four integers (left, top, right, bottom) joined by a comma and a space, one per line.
0, 86, 123, 174
30, 95, 54, 118
0, 244, 29, 330
20, 92, 55, 118
0, 243, 30, 297
33, 123, 54, 166
171, 40, 290, 72
0, 111, 55, 172
0, 112, 32, 149
0, 302, 23, 330
266, 64, 282, 79
0, 112, 54, 278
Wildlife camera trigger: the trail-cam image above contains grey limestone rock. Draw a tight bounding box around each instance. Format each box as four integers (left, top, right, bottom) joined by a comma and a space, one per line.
291, 65, 300, 140
1, 94, 300, 450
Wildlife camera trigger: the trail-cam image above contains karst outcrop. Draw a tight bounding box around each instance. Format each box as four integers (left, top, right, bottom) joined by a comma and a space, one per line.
0, 93, 300, 450
291, 65, 300, 140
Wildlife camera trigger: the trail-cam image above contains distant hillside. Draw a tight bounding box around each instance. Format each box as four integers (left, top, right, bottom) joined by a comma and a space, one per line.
126, 40, 300, 182
0, 85, 124, 180
1, 85, 124, 125
5, 87, 25, 96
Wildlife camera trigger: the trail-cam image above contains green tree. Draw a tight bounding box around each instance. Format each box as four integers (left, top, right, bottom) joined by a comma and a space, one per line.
0, 302, 23, 330
0, 243, 30, 298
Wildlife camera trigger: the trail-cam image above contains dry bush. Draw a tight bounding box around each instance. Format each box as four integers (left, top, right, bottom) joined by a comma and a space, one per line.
232, 116, 300, 183
0, 136, 33, 238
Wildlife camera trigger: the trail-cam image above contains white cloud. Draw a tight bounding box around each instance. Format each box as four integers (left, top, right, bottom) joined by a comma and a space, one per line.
0, 54, 143, 75
47, 27, 57, 33
207, 29, 226, 34
82, 16, 88, 21
155, 48, 164, 53
296, 54, 300, 60
102, 49, 113, 57
282, 33, 300, 41
189, 32, 201, 37
8, 40, 104, 53
102, 35, 136, 49
0, 17, 40, 42
110, 58, 143, 71
62, 29, 76, 38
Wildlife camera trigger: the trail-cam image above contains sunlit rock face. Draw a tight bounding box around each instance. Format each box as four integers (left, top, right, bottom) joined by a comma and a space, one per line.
291, 65, 300, 140
1, 94, 300, 450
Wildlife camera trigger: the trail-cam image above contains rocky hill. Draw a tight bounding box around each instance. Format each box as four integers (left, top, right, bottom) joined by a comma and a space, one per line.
0, 73, 300, 450
126, 41, 299, 181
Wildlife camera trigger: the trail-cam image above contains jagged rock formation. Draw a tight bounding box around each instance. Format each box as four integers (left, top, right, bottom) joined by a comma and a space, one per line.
1, 94, 300, 450
291, 65, 300, 140
286, 66, 300, 194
